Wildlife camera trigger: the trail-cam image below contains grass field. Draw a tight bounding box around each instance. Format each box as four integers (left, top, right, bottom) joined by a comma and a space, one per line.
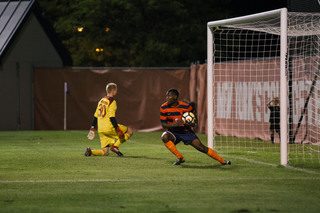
0, 131, 320, 213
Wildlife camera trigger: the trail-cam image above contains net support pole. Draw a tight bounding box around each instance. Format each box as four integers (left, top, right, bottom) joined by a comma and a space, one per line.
207, 26, 214, 149
64, 82, 67, 131
280, 8, 288, 166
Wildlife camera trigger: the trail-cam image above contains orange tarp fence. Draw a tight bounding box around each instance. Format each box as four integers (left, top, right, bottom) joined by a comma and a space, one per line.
34, 67, 201, 131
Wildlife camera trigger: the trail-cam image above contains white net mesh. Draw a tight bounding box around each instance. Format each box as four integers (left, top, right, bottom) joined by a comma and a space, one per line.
224, 12, 320, 36
210, 11, 320, 164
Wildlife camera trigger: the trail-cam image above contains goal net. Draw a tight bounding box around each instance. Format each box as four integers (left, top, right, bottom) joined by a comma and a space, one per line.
207, 8, 320, 166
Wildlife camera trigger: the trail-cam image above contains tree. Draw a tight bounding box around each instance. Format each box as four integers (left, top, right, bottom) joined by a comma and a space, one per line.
37, 0, 233, 67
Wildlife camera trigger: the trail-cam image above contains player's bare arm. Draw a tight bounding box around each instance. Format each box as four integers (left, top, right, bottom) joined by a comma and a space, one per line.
161, 119, 185, 129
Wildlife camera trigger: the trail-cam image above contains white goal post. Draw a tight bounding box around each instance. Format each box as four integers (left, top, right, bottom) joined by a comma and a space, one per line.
207, 8, 320, 166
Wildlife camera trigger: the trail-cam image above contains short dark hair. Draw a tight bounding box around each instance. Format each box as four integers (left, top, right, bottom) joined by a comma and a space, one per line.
167, 88, 179, 98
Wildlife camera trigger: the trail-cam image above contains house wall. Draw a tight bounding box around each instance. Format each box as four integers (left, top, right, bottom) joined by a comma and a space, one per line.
0, 13, 64, 130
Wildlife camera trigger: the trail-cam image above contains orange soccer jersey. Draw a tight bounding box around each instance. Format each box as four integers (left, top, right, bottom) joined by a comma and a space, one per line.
160, 101, 194, 132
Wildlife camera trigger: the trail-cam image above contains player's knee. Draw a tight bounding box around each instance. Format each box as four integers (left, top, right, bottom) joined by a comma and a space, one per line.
127, 127, 133, 136
102, 148, 109, 156
161, 132, 170, 143
123, 128, 133, 141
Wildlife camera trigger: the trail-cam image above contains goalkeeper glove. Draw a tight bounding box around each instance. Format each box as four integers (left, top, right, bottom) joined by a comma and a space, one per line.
116, 126, 124, 140
87, 127, 95, 140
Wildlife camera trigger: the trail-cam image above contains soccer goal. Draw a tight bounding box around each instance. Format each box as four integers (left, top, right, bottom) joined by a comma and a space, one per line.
207, 8, 320, 166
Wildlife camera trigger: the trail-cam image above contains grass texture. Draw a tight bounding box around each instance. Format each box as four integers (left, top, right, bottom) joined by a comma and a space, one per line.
0, 131, 319, 213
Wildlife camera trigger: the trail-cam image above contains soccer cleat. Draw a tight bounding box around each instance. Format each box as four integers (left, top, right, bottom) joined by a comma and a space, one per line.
221, 160, 231, 165
84, 147, 92, 156
110, 145, 123, 157
173, 157, 185, 166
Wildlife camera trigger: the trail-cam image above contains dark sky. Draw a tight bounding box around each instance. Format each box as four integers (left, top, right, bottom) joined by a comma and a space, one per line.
230, 0, 287, 16
230, 0, 320, 15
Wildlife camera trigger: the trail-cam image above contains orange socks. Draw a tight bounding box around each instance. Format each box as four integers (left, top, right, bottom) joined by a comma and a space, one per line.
164, 141, 183, 159
207, 148, 224, 163
164, 141, 223, 163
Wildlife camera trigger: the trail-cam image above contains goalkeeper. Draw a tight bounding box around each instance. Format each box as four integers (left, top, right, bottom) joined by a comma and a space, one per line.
160, 88, 231, 166
85, 83, 133, 157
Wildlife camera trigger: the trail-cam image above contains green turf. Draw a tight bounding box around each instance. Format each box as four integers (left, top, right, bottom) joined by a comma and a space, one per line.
0, 131, 319, 213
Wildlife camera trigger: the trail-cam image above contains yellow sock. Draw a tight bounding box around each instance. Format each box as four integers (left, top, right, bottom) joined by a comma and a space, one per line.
164, 141, 183, 159
92, 150, 104, 156
124, 132, 131, 141
114, 133, 131, 147
207, 148, 224, 163
114, 139, 122, 147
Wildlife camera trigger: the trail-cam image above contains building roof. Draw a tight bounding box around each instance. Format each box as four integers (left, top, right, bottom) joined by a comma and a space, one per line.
0, 0, 72, 66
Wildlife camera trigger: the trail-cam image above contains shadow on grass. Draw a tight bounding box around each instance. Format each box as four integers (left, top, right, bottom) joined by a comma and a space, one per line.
181, 164, 234, 170
122, 155, 163, 160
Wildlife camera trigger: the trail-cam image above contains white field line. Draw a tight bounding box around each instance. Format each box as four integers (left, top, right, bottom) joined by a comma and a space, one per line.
229, 156, 278, 167
1, 177, 320, 184
308, 146, 320, 153
0, 179, 140, 183
228, 155, 319, 174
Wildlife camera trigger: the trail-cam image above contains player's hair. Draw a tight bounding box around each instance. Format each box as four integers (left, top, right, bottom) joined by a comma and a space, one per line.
106, 83, 117, 94
167, 88, 179, 98
273, 97, 280, 105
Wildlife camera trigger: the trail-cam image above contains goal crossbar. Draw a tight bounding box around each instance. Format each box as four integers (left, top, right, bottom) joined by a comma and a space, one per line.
207, 8, 282, 29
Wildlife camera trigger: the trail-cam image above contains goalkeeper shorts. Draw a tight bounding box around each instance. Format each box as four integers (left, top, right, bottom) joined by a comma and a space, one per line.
98, 124, 128, 148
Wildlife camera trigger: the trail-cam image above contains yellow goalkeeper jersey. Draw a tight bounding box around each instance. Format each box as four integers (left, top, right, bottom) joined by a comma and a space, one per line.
94, 96, 117, 133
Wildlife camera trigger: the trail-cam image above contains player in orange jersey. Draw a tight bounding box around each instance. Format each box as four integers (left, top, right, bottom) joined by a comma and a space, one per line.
160, 88, 231, 166
85, 83, 133, 157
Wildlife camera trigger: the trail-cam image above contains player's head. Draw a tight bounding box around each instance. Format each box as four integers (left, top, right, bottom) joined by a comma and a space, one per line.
166, 88, 179, 98
274, 97, 280, 105
166, 88, 179, 105
106, 83, 118, 96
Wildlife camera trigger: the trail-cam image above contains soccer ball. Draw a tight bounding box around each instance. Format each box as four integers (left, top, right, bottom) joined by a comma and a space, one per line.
182, 112, 196, 124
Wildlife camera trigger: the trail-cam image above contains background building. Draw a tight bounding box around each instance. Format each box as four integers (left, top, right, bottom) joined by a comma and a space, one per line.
0, 0, 72, 130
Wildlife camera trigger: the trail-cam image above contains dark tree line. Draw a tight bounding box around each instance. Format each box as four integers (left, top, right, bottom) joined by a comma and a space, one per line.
37, 0, 286, 67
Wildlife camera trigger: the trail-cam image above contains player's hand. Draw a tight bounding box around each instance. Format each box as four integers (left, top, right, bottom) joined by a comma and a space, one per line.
184, 121, 195, 127
116, 126, 124, 140
87, 127, 95, 140
184, 118, 197, 127
176, 119, 185, 126
187, 122, 196, 127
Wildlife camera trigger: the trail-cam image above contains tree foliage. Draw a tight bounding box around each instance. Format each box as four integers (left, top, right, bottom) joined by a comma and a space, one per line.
38, 0, 232, 67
